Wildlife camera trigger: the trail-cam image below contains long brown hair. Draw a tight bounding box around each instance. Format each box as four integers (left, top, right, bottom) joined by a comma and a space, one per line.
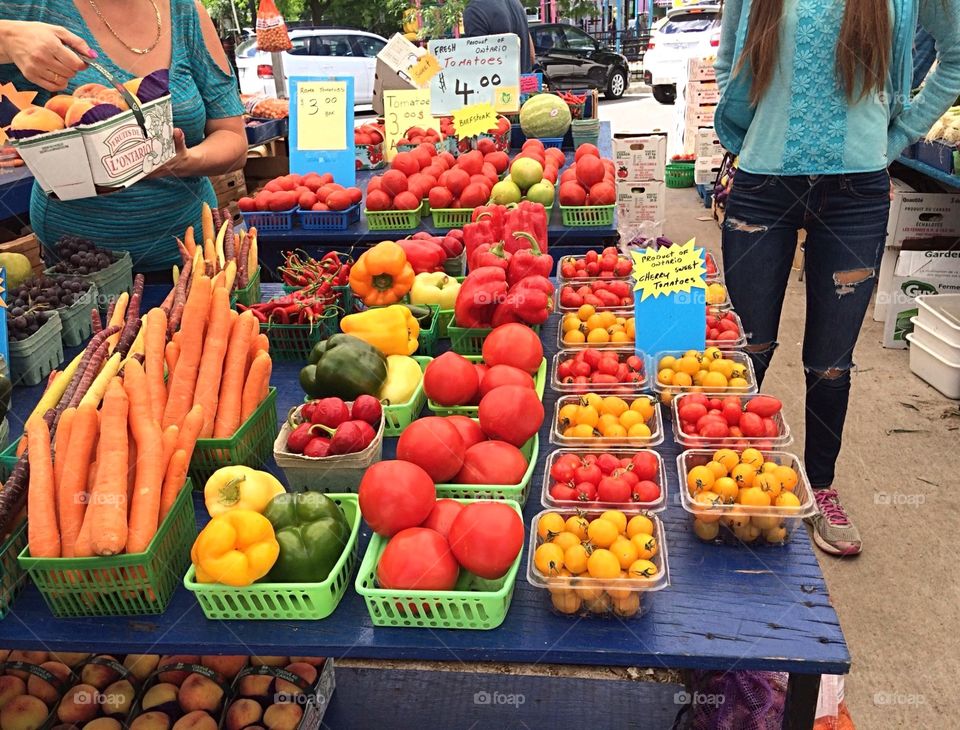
736, 0, 891, 104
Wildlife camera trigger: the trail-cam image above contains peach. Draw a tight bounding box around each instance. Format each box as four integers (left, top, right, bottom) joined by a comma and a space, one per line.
79, 657, 120, 691
122, 655, 159, 683
122, 78, 143, 97
224, 699, 262, 730
72, 83, 107, 99
26, 662, 71, 706
8, 106, 64, 133
275, 663, 316, 697
83, 719, 121, 730
141, 683, 178, 712
236, 675, 272, 700
63, 100, 97, 128
100, 680, 133, 717
250, 657, 287, 668
56, 685, 99, 725
1, 694, 49, 730
50, 653, 89, 669
0, 651, 10, 664
262, 703, 302, 730
177, 675, 223, 714
129, 712, 171, 730
157, 657, 200, 686
93, 89, 128, 111
199, 656, 247, 682
171, 712, 216, 730
43, 95, 75, 120
0, 677, 25, 709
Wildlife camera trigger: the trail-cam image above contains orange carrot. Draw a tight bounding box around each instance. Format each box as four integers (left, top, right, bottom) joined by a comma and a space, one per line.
241, 350, 272, 423
192, 287, 232, 437
53, 407, 77, 501
74, 458, 99, 557
27, 416, 59, 558
213, 312, 257, 438
184, 225, 197, 257
249, 333, 269, 368
58, 403, 98, 557
161, 424, 179, 470
145, 309, 168, 425
158, 449, 188, 521
124, 361, 164, 554
162, 276, 212, 429
165, 340, 180, 384
126, 426, 137, 515
175, 404, 205, 467
90, 379, 129, 556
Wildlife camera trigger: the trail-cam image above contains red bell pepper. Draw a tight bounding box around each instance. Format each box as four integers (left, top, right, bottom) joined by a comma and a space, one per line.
503, 202, 549, 255
396, 238, 446, 273
491, 275, 554, 327
472, 242, 511, 271
507, 234, 553, 285
471, 205, 506, 240
454, 267, 509, 327
464, 218, 497, 270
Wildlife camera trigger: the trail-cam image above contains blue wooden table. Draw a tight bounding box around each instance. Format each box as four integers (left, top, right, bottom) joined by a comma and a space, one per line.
0, 287, 847, 730
0, 166, 33, 225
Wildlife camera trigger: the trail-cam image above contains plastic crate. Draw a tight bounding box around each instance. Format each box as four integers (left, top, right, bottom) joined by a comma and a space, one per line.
0, 521, 27, 620
435, 434, 538, 503
665, 162, 696, 188
0, 434, 17, 481
231, 266, 261, 308
297, 204, 361, 231
448, 323, 540, 355
431, 207, 475, 230
9, 311, 63, 387
260, 309, 339, 362
355, 500, 523, 629
383, 356, 431, 436
17, 482, 194, 617
189, 387, 277, 484
56, 282, 99, 347
0, 420, 9, 480
428, 356, 547, 417
183, 494, 361, 620
560, 204, 615, 227
364, 208, 421, 231
282, 282, 355, 314
241, 208, 295, 233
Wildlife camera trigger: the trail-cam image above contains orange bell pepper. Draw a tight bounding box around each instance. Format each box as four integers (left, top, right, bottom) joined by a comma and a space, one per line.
349, 241, 416, 306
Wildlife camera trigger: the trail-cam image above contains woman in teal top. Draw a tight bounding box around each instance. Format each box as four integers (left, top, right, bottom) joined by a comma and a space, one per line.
0, 0, 247, 271
715, 0, 960, 557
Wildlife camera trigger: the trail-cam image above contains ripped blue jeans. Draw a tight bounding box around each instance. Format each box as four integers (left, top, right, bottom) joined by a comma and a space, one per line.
721, 170, 890, 487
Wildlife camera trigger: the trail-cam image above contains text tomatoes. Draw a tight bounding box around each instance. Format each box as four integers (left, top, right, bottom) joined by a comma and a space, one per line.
359, 461, 436, 537
447, 502, 523, 580
376, 528, 459, 590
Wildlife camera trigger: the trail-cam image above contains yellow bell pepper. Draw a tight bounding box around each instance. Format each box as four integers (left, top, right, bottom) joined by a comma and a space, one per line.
204, 466, 286, 517
191, 510, 280, 587
340, 304, 420, 356
409, 272, 461, 310
379, 355, 423, 405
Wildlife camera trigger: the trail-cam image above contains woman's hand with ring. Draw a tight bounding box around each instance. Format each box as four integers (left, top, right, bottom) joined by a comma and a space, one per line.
0, 20, 96, 92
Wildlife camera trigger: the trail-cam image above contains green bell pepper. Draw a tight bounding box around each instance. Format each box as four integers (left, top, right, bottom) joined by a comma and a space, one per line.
299, 333, 388, 400
262, 492, 351, 583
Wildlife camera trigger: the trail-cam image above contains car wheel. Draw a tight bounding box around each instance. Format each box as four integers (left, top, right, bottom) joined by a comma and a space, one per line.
652, 85, 676, 105
605, 69, 628, 99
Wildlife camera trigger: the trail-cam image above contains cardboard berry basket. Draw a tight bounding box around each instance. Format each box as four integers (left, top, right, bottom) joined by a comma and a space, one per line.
218, 661, 335, 730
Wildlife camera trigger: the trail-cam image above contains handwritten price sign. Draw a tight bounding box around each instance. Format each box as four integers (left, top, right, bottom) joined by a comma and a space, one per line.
383, 88, 441, 161
453, 102, 498, 138
427, 34, 520, 115
289, 76, 355, 185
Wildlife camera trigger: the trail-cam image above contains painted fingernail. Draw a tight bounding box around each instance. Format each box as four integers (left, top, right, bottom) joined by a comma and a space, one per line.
88, 49, 98, 59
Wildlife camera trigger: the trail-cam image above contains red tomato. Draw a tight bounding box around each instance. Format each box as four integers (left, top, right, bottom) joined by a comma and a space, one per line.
630, 451, 660, 482
700, 421, 731, 439
632, 480, 661, 503
745, 395, 783, 418
482, 324, 543, 373
549, 483, 579, 501
445, 415, 486, 450
423, 352, 479, 406
447, 502, 524, 579
721, 399, 742, 427
453, 441, 527, 485
678, 402, 708, 424
397, 417, 466, 483
595, 453, 620, 475
574, 462, 602, 484
575, 481, 597, 500
739, 412, 765, 438
763, 418, 780, 438
359, 461, 436, 537
550, 453, 581, 483
376, 528, 459, 590
478, 365, 535, 398
420, 499, 464, 540
597, 476, 631, 502
478, 385, 543, 447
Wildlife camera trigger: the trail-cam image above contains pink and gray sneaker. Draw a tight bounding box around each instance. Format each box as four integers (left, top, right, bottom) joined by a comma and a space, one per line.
804, 489, 862, 557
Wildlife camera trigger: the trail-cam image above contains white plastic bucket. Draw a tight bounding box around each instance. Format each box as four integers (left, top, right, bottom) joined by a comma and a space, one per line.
910, 316, 960, 363
916, 294, 960, 349
906, 332, 960, 399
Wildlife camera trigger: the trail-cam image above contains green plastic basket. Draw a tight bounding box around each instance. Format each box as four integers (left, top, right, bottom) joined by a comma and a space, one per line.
0, 521, 27, 620
383, 357, 430, 436
431, 207, 475, 230
57, 282, 99, 347
9, 311, 63, 387
666, 162, 696, 188
435, 434, 538, 503
448, 323, 541, 355
281, 283, 356, 314
559, 204, 615, 227
414, 304, 439, 356
427, 356, 547, 417
189, 387, 278, 484
365, 208, 421, 231
260, 310, 339, 362
17, 481, 194, 618
0, 436, 18, 481
437, 309, 454, 338
231, 266, 262, 308
442, 251, 466, 277
183, 494, 361, 620
355, 500, 523, 629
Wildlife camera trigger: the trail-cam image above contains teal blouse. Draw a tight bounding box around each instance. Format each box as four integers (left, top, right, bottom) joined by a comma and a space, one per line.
0, 0, 244, 271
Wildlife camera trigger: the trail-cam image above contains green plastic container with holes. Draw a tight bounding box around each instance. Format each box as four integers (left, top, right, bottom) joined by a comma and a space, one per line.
9, 312, 63, 386
448, 323, 541, 355
382, 357, 430, 436
260, 310, 339, 362
355, 500, 523, 629
0, 521, 27, 620
434, 434, 538, 503
230, 266, 262, 308
428, 357, 547, 417
414, 305, 439, 356
665, 162, 696, 188
431, 207, 475, 230
0, 435, 17, 481
17, 482, 194, 618
280, 283, 355, 314
189, 387, 278, 484
57, 283, 99, 347
365, 207, 421, 231
183, 494, 361, 620
559, 204, 615, 227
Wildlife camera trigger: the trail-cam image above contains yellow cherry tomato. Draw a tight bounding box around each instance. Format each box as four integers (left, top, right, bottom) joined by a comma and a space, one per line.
598, 413, 620, 431
558, 403, 579, 424
611, 538, 639, 570
563, 543, 589, 574
627, 559, 659, 579
673, 371, 693, 387
586, 328, 610, 344
705, 460, 727, 479
631, 397, 655, 419
625, 318, 635, 338
585, 313, 606, 331
583, 393, 603, 409
687, 464, 716, 492
587, 548, 621, 579
740, 448, 764, 469
600, 423, 628, 438
600, 510, 627, 533
774, 465, 799, 492
601, 396, 629, 417
570, 423, 596, 439
694, 491, 724, 520
658, 368, 675, 384
577, 304, 596, 321
563, 329, 586, 344
576, 405, 600, 427
551, 531, 581, 551
534, 543, 565, 574
562, 315, 581, 332
703, 346, 722, 361
551, 590, 582, 614
730, 463, 757, 488
658, 355, 677, 370
626, 515, 654, 538
675, 356, 699, 376
618, 410, 644, 430
628, 422, 652, 438
610, 330, 630, 343
537, 512, 566, 540
702, 371, 729, 389
565, 515, 589, 540
598, 311, 617, 328
714, 448, 740, 472
712, 476, 739, 503
586, 518, 620, 548
729, 377, 749, 389
631, 533, 658, 560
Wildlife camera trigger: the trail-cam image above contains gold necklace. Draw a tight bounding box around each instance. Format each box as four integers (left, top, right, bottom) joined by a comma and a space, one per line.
88, 0, 162, 55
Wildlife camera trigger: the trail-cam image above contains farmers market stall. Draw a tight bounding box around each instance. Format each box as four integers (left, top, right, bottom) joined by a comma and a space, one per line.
0, 284, 847, 730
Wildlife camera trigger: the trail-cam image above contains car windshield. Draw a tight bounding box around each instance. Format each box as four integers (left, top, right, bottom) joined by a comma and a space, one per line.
236, 38, 257, 57
661, 13, 719, 34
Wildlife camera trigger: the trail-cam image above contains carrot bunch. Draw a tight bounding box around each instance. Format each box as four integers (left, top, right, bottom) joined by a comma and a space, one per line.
173, 203, 258, 297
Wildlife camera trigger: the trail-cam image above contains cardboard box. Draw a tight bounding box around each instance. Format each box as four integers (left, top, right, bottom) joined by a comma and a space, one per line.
613, 132, 667, 182
882, 249, 960, 348
244, 155, 289, 185
688, 57, 716, 82
211, 169, 247, 207
694, 158, 721, 186
685, 104, 716, 126
372, 34, 426, 115
617, 181, 666, 226
687, 80, 719, 106
694, 127, 721, 160
887, 178, 960, 246
875, 236, 960, 322
0, 232, 45, 276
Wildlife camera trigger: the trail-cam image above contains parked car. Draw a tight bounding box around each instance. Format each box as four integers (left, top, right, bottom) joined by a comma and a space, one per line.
530, 23, 631, 99
235, 28, 387, 105
642, 4, 720, 104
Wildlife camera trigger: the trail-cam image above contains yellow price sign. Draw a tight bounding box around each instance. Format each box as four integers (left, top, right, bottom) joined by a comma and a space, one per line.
631, 238, 707, 301
408, 53, 442, 87
453, 102, 498, 138
383, 88, 440, 161
296, 81, 347, 151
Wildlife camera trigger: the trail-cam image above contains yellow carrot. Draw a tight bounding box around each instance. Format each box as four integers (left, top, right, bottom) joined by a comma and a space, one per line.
201, 202, 214, 249
184, 225, 197, 257
203, 238, 216, 274
247, 231, 258, 275
172, 265, 180, 285
27, 351, 83, 423
215, 220, 228, 269
106, 292, 129, 351
223, 260, 237, 293
79, 352, 122, 408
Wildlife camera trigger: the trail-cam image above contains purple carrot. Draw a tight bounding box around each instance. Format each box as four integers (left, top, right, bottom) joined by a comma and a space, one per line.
167, 257, 193, 337
91, 309, 102, 335
236, 235, 251, 288
116, 274, 144, 356
56, 325, 122, 420
176, 238, 191, 266
0, 456, 30, 537
223, 212, 236, 266
66, 335, 114, 411
211, 206, 223, 233
104, 296, 117, 328
160, 284, 176, 316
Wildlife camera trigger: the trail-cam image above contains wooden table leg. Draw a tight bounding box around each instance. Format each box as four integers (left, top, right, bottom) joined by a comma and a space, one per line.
783, 673, 821, 730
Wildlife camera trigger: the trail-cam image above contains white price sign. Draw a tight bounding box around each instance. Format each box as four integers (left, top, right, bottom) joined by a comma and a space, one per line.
427, 34, 521, 115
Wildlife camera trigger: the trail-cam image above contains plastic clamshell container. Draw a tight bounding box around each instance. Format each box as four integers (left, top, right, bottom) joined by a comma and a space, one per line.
550, 347, 648, 394
527, 509, 669, 618
677, 450, 816, 547
671, 392, 793, 449
650, 349, 758, 400
428, 356, 547, 417
540, 448, 667, 512
183, 494, 361, 620
550, 393, 663, 448
906, 332, 960, 399
916, 294, 960, 348
705, 251, 722, 282
557, 309, 634, 350
355, 499, 524, 629
705, 307, 747, 349
556, 277, 634, 312
435, 433, 539, 504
